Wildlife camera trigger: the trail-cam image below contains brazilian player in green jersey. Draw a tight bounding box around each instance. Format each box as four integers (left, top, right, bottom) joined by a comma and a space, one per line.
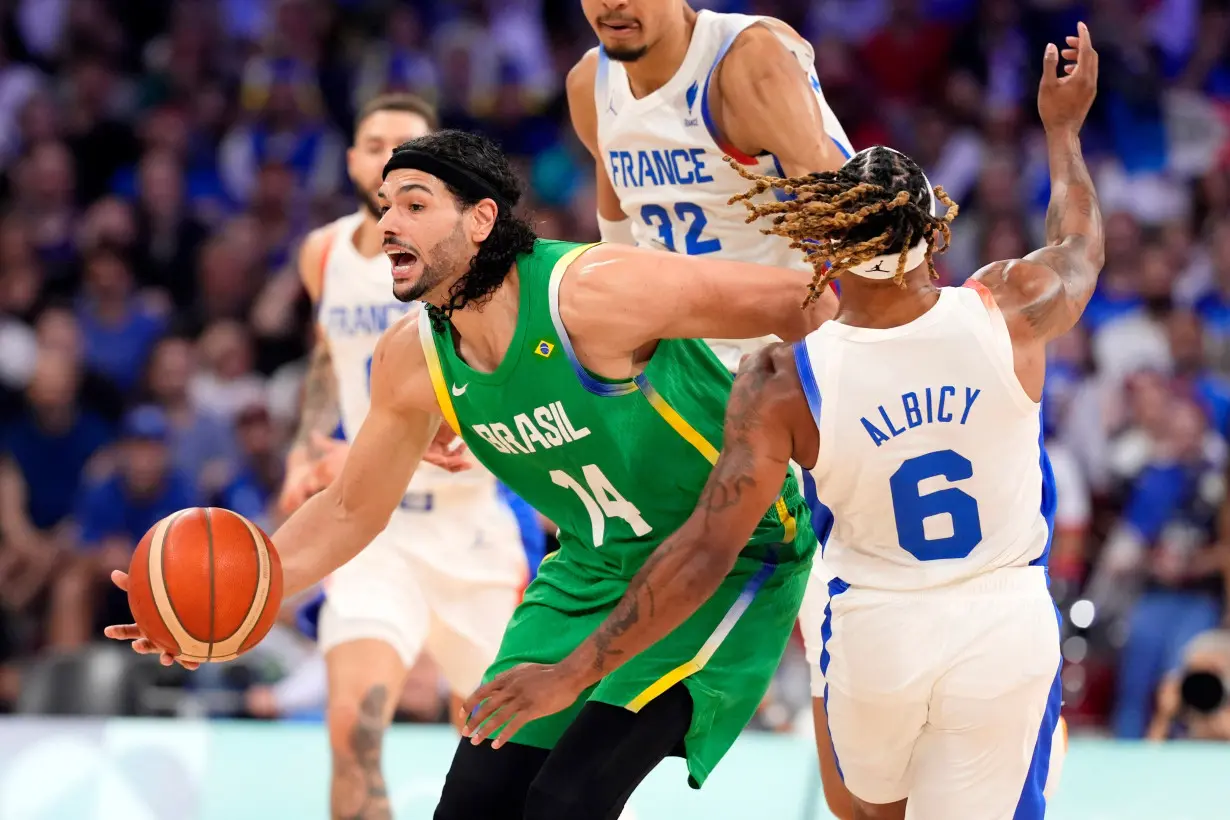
105, 129, 836, 818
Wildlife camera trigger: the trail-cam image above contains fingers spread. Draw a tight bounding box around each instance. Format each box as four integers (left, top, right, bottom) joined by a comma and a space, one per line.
103, 623, 141, 640
110, 570, 130, 591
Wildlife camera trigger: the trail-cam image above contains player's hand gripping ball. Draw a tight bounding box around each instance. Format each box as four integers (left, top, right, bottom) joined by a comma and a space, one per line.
108, 508, 283, 667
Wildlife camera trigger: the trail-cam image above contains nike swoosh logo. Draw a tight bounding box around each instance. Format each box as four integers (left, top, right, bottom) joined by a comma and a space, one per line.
451, 383, 468, 396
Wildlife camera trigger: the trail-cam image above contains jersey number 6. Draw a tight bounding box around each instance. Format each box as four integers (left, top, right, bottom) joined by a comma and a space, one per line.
889, 449, 983, 561
640, 202, 722, 255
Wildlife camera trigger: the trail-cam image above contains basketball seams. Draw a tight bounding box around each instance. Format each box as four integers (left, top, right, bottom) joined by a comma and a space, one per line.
208, 512, 273, 660
135, 507, 279, 664
204, 507, 216, 661
148, 509, 212, 657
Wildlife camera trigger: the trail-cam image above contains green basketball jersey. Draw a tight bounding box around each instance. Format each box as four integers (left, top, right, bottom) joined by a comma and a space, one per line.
417, 239, 811, 578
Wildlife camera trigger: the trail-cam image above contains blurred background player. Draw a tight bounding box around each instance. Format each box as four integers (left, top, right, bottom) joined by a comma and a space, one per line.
568, 1, 854, 812
277, 95, 530, 820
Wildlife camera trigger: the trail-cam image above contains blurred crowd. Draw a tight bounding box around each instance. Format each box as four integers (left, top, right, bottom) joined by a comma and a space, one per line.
1, 0, 1230, 740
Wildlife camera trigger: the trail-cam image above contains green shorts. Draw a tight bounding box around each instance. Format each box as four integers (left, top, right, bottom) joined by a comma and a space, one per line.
480, 544, 813, 787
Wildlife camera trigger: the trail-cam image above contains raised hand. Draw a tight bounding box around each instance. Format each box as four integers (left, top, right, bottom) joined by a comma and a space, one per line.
1038, 22, 1099, 134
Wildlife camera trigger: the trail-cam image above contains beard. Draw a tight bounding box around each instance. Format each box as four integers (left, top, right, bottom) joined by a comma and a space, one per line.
392, 218, 470, 304
605, 44, 649, 62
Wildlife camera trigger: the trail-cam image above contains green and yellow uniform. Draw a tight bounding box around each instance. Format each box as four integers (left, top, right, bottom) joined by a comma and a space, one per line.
418, 240, 815, 786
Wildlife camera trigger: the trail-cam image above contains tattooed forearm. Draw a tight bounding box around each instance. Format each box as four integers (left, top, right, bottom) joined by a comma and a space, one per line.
562, 358, 784, 684
1042, 129, 1103, 274
334, 685, 390, 820
293, 339, 340, 456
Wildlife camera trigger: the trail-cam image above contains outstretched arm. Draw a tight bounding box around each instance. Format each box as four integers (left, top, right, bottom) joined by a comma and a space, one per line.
272, 322, 440, 598
105, 319, 444, 665
462, 344, 818, 746
561, 243, 836, 364
974, 23, 1103, 344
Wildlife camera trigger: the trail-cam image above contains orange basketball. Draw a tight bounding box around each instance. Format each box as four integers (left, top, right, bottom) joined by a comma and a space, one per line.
127, 507, 284, 663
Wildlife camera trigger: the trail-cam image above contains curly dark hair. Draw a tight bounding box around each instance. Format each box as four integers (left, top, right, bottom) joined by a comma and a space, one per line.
729, 146, 959, 305
387, 130, 538, 329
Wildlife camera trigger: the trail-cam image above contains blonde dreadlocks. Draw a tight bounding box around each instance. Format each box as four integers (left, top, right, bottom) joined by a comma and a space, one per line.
727, 147, 959, 306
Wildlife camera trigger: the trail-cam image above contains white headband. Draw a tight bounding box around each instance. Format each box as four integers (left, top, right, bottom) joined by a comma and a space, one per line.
844, 147, 937, 280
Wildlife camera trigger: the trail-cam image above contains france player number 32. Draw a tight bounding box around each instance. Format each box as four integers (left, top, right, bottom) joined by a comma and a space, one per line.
889, 449, 983, 562
640, 202, 722, 255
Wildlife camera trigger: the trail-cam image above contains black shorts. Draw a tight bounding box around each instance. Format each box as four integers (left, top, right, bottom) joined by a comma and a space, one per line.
434, 682, 692, 820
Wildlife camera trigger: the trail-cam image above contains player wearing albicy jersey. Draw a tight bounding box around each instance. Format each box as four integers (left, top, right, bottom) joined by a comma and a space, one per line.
106, 129, 838, 819
275, 95, 527, 820
568, 4, 854, 811
491, 25, 1103, 820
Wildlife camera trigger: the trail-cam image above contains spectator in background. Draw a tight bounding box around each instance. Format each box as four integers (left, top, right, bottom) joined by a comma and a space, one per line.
1083, 212, 1146, 333
192, 232, 256, 331
34, 306, 125, 424
220, 58, 343, 207
74, 242, 167, 392
143, 335, 238, 497
215, 403, 281, 532
0, 38, 45, 170
12, 141, 78, 285
0, 348, 111, 612
52, 405, 196, 648
1096, 398, 1226, 738
352, 5, 439, 109
1092, 243, 1176, 385
61, 52, 138, 205
1147, 628, 1230, 741
129, 149, 209, 310
1169, 309, 1230, 437
190, 320, 266, 422
1194, 219, 1230, 369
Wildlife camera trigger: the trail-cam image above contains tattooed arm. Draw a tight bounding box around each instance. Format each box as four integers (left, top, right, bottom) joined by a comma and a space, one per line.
974, 24, 1103, 344
279, 228, 342, 514
462, 345, 819, 745
971, 24, 1102, 402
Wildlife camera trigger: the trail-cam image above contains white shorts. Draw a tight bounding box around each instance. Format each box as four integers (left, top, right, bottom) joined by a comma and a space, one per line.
821, 566, 1062, 819
318, 495, 526, 696
799, 556, 834, 698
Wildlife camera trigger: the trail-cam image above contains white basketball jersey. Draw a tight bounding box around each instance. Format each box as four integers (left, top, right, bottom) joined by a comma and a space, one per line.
593, 11, 854, 369
794, 283, 1057, 591
316, 212, 496, 500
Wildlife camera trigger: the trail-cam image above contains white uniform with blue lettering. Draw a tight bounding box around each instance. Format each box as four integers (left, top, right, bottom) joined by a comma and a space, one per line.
592, 9, 853, 371
593, 10, 853, 699
315, 212, 526, 691
794, 282, 1062, 818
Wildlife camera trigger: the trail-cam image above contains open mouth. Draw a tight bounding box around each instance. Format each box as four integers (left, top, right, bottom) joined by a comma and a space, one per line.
386, 249, 419, 278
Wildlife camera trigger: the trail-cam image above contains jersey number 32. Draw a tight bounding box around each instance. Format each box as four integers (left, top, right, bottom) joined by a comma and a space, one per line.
889, 449, 983, 562
640, 202, 722, 255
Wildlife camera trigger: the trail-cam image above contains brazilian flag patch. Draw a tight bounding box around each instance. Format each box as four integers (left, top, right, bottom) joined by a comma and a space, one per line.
535, 340, 554, 358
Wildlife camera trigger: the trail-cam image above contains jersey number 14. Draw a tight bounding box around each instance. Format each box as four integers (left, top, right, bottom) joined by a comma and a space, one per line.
551, 464, 652, 547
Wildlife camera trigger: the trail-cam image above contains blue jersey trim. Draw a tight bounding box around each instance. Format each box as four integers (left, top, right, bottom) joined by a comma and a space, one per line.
792, 340, 823, 432
1031, 419, 1057, 568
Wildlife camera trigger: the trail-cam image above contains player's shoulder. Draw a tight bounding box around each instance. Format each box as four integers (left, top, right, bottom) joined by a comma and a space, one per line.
736, 342, 804, 398
297, 221, 345, 302
566, 48, 601, 98
970, 258, 1062, 320
729, 342, 817, 460
371, 308, 437, 413
725, 16, 807, 63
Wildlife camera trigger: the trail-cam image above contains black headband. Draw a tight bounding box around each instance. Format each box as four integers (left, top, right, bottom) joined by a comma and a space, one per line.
383, 149, 512, 212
